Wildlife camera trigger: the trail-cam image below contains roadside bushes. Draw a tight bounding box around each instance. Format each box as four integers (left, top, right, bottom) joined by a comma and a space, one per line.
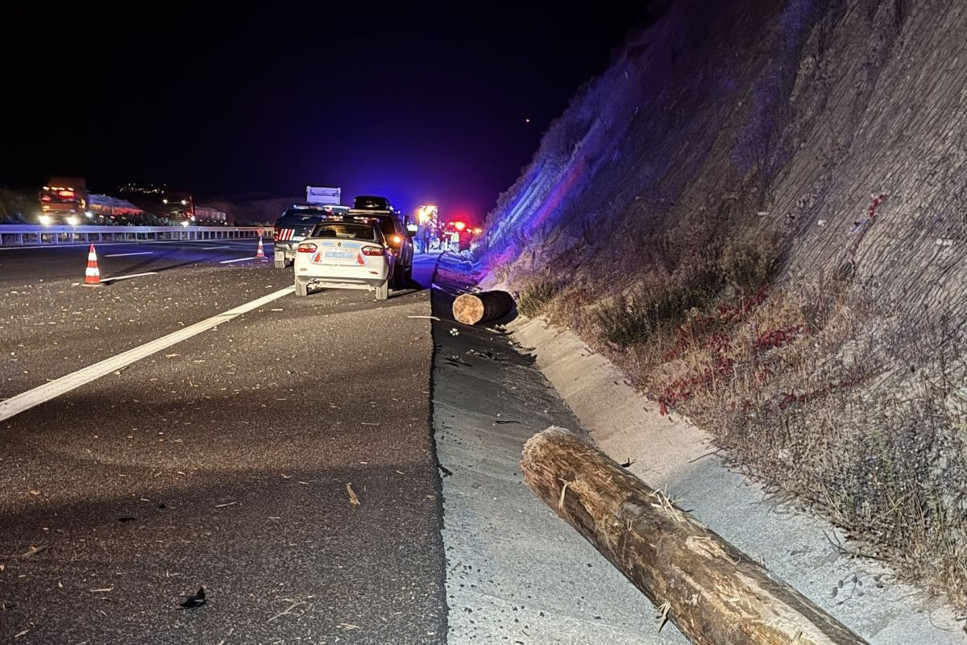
517, 278, 559, 318
596, 236, 781, 349
618, 270, 967, 610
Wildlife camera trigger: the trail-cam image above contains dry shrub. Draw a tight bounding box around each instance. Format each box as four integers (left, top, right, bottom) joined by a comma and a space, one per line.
513, 206, 967, 607
517, 278, 559, 318
596, 284, 712, 348
718, 236, 782, 295
589, 258, 967, 608
672, 285, 967, 609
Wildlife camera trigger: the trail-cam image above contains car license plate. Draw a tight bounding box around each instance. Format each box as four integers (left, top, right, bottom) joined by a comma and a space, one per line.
323, 250, 355, 260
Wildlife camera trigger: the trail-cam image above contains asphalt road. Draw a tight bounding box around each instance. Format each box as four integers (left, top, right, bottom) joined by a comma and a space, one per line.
0, 242, 448, 643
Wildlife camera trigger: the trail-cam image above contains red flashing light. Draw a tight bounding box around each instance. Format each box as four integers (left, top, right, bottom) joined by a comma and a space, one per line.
453, 221, 467, 231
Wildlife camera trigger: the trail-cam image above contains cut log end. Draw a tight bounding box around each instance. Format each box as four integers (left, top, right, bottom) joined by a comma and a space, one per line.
453, 293, 485, 325
452, 290, 516, 325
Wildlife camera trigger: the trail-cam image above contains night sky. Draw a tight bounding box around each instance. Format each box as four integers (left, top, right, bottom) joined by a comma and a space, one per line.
4, 4, 658, 223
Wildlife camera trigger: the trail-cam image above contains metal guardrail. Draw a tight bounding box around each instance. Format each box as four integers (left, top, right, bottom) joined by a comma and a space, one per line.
0, 225, 268, 247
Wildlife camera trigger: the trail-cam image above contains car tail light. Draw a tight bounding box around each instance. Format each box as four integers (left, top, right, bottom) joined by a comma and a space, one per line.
297, 243, 317, 253
361, 245, 384, 256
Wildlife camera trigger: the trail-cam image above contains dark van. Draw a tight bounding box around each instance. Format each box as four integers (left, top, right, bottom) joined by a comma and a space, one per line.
272, 204, 349, 269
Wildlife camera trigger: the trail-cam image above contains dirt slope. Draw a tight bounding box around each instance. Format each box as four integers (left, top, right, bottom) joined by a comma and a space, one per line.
478, 0, 967, 612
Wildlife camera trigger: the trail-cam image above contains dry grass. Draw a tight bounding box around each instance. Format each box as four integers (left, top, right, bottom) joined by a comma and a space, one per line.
512, 232, 967, 612
517, 278, 559, 318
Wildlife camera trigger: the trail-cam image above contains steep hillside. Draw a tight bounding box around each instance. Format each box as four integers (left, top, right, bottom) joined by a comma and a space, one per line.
479, 0, 967, 610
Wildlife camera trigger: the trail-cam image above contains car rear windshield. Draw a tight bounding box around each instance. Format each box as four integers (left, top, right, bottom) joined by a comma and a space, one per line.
310, 223, 379, 241
276, 212, 325, 228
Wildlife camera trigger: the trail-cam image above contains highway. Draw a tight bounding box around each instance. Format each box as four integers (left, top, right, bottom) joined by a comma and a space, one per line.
0, 240, 448, 643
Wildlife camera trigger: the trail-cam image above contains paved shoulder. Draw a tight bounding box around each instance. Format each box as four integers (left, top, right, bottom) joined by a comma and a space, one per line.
431, 254, 690, 644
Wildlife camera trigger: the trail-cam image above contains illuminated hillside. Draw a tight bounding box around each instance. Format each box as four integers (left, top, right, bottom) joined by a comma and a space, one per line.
480, 0, 967, 610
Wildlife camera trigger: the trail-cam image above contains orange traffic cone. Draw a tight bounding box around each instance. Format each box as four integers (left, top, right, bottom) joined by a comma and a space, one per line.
83, 244, 102, 287
256, 237, 266, 260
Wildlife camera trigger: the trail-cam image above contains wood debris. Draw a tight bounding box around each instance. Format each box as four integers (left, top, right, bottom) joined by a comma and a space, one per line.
346, 483, 360, 506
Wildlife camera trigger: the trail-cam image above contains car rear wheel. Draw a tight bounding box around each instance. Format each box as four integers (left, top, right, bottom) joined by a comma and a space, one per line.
376, 279, 389, 300
294, 279, 308, 297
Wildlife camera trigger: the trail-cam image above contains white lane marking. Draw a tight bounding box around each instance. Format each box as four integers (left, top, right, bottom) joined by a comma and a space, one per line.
99, 272, 159, 283
0, 286, 295, 423
220, 257, 259, 264
203, 245, 230, 250
104, 251, 153, 257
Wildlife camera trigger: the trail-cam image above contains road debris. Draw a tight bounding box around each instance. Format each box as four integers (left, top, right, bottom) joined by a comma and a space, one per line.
346, 483, 360, 506
268, 600, 306, 622
1, 545, 47, 561
179, 586, 207, 609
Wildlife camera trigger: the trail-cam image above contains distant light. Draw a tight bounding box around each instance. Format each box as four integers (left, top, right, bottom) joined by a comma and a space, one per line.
525, 118, 531, 124
181, 220, 190, 228
39, 214, 53, 226
66, 215, 80, 226
417, 204, 438, 223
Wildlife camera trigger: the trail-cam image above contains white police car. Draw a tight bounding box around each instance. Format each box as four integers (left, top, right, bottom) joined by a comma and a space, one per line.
293, 219, 396, 300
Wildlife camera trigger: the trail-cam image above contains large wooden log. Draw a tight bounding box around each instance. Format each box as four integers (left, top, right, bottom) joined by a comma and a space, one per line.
520, 426, 869, 645
452, 290, 516, 325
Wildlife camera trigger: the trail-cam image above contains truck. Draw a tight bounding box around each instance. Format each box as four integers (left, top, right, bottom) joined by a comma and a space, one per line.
306, 186, 341, 206
38, 177, 89, 225
191, 205, 229, 226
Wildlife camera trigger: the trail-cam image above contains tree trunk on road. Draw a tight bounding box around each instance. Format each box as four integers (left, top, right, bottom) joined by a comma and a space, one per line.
452, 290, 516, 325
520, 426, 870, 645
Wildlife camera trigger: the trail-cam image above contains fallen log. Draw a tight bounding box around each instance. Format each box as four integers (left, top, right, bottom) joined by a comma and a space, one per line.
452, 290, 516, 325
520, 426, 869, 645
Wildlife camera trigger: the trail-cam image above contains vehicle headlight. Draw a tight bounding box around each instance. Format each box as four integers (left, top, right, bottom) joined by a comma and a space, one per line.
39, 215, 53, 226
66, 215, 80, 226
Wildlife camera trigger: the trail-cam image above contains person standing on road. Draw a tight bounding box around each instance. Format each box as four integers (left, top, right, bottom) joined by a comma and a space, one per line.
416, 222, 431, 253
